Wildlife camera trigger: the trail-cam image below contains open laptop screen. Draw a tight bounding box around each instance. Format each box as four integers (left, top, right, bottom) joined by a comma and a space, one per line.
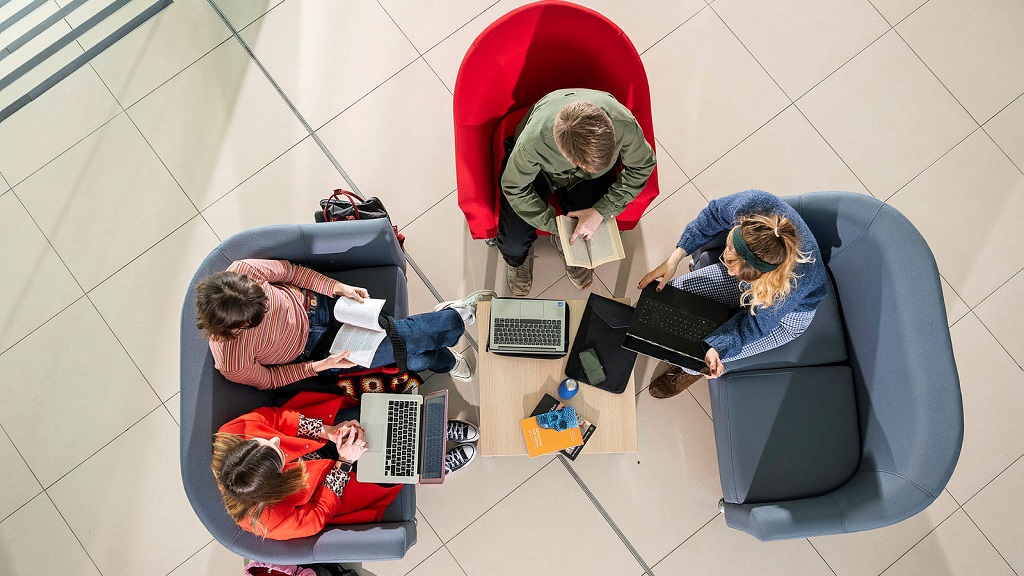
419, 393, 448, 482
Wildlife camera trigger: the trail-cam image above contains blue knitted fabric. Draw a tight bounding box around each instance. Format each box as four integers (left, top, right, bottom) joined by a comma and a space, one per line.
675, 190, 827, 359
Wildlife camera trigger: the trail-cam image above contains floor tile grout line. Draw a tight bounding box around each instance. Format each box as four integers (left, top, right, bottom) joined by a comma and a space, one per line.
0, 294, 86, 359
0, 487, 43, 525
558, 454, 656, 575
805, 539, 839, 576
418, 0, 501, 58
962, 506, 1021, 576
883, 124, 982, 203
959, 451, 1024, 511
789, 101, 874, 199
876, 505, 961, 575
648, 513, 719, 571
40, 490, 105, 576
0, 420, 46, 521
375, 0, 424, 57
787, 19, 893, 105
162, 537, 216, 576
969, 265, 1024, 319
707, 3, 794, 104
440, 457, 560, 545
638, 3, 710, 57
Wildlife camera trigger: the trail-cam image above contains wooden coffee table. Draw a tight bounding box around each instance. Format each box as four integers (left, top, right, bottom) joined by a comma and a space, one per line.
476, 299, 638, 456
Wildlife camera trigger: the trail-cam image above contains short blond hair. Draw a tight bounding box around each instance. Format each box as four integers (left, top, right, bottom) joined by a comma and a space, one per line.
553, 101, 616, 173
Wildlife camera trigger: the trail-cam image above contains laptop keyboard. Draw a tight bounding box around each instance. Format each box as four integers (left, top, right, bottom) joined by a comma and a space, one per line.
492, 318, 562, 347
636, 299, 719, 342
385, 399, 419, 478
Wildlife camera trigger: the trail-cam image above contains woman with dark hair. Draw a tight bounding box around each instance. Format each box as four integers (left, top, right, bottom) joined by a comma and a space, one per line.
637, 190, 827, 398
194, 259, 493, 390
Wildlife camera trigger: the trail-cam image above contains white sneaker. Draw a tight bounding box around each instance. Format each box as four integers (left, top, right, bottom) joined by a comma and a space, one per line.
434, 289, 497, 325
448, 348, 473, 382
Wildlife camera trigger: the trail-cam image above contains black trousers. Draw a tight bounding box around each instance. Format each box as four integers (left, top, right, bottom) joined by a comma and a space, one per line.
496, 137, 616, 267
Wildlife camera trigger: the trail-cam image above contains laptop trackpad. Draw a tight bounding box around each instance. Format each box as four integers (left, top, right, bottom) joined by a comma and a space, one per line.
520, 301, 544, 318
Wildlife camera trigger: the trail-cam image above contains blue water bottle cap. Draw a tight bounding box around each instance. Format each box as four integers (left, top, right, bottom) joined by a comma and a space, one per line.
558, 377, 579, 400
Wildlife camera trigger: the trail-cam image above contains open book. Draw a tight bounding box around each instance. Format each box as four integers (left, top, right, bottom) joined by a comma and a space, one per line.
555, 215, 626, 269
329, 297, 387, 367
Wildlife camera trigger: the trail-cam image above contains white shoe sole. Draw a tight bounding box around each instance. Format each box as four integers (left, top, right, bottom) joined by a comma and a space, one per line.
434, 289, 496, 312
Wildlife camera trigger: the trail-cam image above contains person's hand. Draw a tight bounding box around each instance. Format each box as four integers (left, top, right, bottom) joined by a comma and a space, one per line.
334, 283, 368, 303
637, 248, 687, 291
321, 420, 361, 443
705, 348, 725, 378
565, 208, 604, 245
312, 352, 356, 372
336, 428, 368, 463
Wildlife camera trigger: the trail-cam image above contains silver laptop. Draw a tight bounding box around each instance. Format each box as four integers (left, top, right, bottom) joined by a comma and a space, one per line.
358, 390, 448, 485
487, 298, 569, 356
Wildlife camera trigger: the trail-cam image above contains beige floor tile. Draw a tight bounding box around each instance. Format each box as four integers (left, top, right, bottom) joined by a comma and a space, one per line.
571, 0, 708, 54
985, 95, 1024, 173
0, 193, 83, 353
128, 38, 307, 210
797, 31, 976, 199
202, 137, 340, 239
870, 0, 927, 26
693, 105, 869, 200
395, 546, 468, 576
165, 392, 181, 426
62, 0, 232, 107
399, 192, 566, 301
642, 9, 790, 177
897, 0, 1024, 123
89, 216, 220, 400
811, 490, 959, 576
881, 510, 1014, 576
964, 455, 1024, 574
447, 462, 644, 576
0, 65, 121, 186
653, 515, 833, 576
212, 0, 284, 31
889, 130, 1024, 307
0, 299, 160, 486
414, 434, 554, 542
974, 270, 1024, 369
240, 0, 419, 129
350, 510, 443, 576
593, 183, 709, 300
940, 276, 970, 327
534, 270, 611, 301
317, 60, 454, 229
569, 391, 721, 565
378, 0, 494, 54
167, 540, 240, 576
945, 314, 1024, 503
714, 0, 888, 99
48, 409, 212, 576
421, 0, 534, 92
651, 137, 691, 197
0, 3, 84, 112
0, 494, 100, 576
0, 428, 41, 521
15, 114, 198, 291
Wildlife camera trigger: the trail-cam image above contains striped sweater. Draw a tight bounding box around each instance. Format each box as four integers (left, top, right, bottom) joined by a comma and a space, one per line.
208, 259, 341, 389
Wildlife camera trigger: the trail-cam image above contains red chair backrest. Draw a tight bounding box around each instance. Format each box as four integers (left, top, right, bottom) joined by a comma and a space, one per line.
454, 0, 659, 239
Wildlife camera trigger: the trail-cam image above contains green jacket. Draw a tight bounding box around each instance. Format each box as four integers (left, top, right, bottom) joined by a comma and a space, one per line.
501, 89, 657, 234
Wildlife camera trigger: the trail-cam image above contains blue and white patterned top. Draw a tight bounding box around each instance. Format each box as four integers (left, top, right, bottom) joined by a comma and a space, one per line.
676, 190, 828, 359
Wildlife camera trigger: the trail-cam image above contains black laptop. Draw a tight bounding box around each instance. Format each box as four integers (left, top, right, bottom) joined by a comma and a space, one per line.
622, 284, 733, 372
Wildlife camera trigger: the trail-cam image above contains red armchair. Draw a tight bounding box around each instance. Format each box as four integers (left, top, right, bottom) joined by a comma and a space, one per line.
453, 0, 660, 240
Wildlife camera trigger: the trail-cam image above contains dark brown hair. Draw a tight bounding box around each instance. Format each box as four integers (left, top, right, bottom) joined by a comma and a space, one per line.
553, 101, 616, 173
721, 214, 813, 311
194, 271, 267, 341
211, 434, 307, 535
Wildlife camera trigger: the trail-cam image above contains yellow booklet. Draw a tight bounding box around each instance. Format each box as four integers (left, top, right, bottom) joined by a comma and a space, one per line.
555, 215, 625, 269
520, 415, 584, 458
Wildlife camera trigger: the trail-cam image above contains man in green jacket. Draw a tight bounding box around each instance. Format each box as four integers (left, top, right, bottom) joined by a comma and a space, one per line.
498, 88, 657, 295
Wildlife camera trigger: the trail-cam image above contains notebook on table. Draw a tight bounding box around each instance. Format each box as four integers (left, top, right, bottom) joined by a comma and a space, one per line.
622, 284, 732, 372
358, 389, 448, 485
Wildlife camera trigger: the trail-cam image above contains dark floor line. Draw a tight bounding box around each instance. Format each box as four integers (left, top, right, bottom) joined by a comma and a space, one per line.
42, 490, 105, 576
558, 455, 656, 576
962, 507, 1021, 576
806, 539, 839, 576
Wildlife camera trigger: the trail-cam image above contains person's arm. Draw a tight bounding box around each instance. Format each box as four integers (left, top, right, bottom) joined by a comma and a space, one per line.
676, 190, 784, 254
266, 476, 346, 539
229, 259, 341, 296
590, 120, 656, 220
217, 354, 354, 390
638, 247, 688, 291
500, 143, 558, 234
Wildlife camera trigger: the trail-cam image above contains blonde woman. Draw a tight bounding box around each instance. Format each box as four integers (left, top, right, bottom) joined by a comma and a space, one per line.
638, 190, 826, 398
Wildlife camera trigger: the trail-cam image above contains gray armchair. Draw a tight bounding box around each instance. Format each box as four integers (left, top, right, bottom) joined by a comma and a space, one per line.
703, 191, 964, 541
179, 219, 417, 562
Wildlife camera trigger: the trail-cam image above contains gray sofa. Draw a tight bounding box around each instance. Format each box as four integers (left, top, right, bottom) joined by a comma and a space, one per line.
699, 191, 964, 541
179, 219, 417, 563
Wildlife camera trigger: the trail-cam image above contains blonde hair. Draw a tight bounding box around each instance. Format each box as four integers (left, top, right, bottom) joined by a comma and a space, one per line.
721, 214, 814, 313
211, 433, 307, 536
553, 101, 616, 173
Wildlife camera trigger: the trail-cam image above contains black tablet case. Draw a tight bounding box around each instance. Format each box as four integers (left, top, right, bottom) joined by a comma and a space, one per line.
564, 293, 637, 394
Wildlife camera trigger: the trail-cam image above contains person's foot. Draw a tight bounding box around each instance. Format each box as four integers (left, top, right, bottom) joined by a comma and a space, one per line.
566, 265, 592, 290
649, 366, 704, 399
448, 348, 473, 382
445, 442, 477, 474
434, 289, 496, 324
506, 258, 534, 297
447, 419, 480, 443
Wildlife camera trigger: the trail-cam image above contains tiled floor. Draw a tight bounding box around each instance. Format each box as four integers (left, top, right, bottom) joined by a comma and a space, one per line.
0, 0, 1022, 575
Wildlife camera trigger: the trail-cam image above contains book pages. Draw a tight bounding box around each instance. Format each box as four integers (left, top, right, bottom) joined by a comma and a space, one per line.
587, 218, 625, 267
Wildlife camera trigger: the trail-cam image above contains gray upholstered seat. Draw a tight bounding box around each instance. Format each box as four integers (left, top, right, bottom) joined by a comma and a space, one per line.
705, 191, 964, 541
179, 219, 417, 563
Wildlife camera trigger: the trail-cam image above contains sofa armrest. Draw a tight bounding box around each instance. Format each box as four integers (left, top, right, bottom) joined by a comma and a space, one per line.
222, 520, 417, 564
